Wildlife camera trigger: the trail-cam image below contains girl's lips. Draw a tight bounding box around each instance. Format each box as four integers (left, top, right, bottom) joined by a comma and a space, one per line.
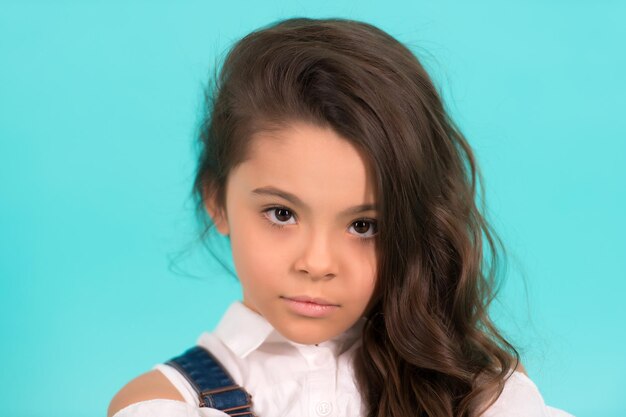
282, 295, 339, 306
281, 296, 340, 318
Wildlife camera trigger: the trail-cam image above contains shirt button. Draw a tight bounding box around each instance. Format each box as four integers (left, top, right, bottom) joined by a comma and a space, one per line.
315, 401, 333, 416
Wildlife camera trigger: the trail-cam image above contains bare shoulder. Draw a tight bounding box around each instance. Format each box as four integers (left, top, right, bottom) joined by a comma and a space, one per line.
107, 369, 185, 417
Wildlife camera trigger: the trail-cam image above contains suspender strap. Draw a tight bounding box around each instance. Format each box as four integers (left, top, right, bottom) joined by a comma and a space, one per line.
166, 346, 256, 417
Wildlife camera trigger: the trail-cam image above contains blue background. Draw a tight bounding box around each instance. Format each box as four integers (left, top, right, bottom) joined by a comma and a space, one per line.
1, 1, 624, 416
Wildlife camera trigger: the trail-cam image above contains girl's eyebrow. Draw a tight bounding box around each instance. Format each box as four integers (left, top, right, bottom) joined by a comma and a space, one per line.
251, 186, 378, 215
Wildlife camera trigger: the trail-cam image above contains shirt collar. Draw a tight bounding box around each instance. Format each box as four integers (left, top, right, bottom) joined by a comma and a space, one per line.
213, 301, 275, 358
214, 300, 365, 359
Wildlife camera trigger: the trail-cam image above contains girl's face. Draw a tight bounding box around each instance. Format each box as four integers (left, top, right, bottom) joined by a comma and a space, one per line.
208, 121, 378, 345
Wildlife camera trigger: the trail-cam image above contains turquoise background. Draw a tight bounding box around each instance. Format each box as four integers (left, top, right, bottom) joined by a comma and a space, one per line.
1, 1, 624, 416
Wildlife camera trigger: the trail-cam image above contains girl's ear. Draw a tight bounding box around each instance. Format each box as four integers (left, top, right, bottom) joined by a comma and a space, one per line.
203, 192, 230, 237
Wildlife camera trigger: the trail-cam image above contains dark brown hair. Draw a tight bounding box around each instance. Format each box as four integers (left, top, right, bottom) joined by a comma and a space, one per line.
192, 17, 518, 417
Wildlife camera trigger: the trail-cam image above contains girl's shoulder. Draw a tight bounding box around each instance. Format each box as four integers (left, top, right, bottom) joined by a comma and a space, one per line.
107, 370, 185, 417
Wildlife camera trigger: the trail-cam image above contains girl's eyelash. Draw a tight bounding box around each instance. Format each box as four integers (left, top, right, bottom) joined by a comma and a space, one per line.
352, 219, 378, 244
261, 206, 297, 229
260, 205, 378, 242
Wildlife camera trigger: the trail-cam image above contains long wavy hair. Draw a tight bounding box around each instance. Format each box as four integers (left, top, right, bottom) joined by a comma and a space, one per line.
192, 17, 518, 417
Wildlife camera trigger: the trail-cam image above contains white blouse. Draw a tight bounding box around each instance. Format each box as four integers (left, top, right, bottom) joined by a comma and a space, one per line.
113, 301, 574, 417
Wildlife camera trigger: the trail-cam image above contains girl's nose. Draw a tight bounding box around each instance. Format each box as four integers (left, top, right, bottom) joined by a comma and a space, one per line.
294, 229, 338, 281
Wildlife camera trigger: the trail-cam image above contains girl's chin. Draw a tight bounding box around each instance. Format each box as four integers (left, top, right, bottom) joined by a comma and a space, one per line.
273, 320, 343, 346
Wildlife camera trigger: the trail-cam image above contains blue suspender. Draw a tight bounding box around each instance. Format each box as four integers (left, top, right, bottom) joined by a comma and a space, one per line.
166, 346, 256, 417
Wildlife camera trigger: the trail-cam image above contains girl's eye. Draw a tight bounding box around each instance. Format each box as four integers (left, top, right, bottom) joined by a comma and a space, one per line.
263, 207, 297, 227
262, 206, 377, 241
349, 219, 378, 239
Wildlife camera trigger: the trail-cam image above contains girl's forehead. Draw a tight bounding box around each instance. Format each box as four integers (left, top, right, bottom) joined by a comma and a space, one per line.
234, 122, 377, 202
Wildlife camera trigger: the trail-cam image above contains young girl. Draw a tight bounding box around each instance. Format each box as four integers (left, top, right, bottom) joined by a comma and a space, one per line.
108, 17, 574, 417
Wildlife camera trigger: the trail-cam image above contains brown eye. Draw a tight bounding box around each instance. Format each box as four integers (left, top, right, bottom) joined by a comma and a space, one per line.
353, 220, 369, 233
349, 219, 377, 238
274, 208, 292, 222
263, 206, 297, 227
